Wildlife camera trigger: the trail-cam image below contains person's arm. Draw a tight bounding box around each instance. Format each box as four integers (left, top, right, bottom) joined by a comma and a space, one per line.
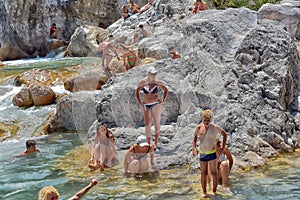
157, 80, 168, 102
224, 147, 233, 171
150, 145, 155, 167
91, 134, 98, 160
219, 128, 227, 154
69, 179, 98, 200
135, 80, 144, 106
124, 147, 133, 173
123, 52, 127, 66
192, 126, 199, 156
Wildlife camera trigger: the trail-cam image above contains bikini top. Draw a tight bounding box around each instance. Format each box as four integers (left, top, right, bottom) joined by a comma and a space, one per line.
142, 83, 158, 94
133, 145, 150, 160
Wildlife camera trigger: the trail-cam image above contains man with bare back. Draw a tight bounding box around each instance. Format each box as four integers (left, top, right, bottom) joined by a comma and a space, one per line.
99, 35, 120, 76
192, 109, 227, 197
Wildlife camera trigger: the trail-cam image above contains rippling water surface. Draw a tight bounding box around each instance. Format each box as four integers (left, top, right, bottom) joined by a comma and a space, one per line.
0, 132, 299, 200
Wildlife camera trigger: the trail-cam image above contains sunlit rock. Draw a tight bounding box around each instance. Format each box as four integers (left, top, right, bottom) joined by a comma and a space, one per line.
12, 84, 56, 107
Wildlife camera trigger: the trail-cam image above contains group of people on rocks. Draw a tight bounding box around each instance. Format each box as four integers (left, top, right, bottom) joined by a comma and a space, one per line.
24, 1, 234, 198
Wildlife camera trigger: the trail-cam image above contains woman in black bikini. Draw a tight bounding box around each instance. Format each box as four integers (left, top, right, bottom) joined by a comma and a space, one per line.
124, 135, 154, 176
135, 66, 168, 150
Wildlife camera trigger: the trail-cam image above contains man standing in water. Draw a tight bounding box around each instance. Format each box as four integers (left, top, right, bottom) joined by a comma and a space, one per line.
192, 109, 227, 197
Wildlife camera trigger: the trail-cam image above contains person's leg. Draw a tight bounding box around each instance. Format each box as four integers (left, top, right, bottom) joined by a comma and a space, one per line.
139, 157, 149, 173
143, 108, 152, 144
151, 103, 162, 149
128, 159, 140, 177
99, 144, 107, 171
105, 54, 114, 69
209, 159, 218, 195
88, 144, 100, 170
200, 161, 209, 197
220, 161, 230, 187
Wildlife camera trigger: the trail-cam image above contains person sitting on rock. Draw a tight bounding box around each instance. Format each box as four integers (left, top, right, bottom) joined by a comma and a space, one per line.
121, 0, 140, 19
169, 47, 181, 59
18, 140, 40, 156
49, 23, 69, 44
118, 44, 138, 71
138, 0, 155, 14
88, 122, 118, 171
50, 23, 58, 39
133, 24, 148, 43
124, 135, 155, 177
191, 0, 209, 15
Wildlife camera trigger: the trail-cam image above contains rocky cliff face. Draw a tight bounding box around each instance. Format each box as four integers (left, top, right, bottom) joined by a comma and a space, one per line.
0, 0, 148, 60
52, 2, 300, 169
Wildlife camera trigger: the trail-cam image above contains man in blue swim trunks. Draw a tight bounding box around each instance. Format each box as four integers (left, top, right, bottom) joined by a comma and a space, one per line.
192, 109, 227, 197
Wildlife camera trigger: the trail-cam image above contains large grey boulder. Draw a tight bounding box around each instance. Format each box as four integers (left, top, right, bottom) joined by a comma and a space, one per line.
54, 6, 300, 169
0, 0, 123, 60
258, 0, 300, 40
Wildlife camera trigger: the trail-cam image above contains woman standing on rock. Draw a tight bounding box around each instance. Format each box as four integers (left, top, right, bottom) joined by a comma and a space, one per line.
88, 122, 117, 171
135, 66, 168, 150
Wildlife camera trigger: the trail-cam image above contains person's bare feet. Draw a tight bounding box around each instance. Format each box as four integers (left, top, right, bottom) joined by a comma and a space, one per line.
99, 163, 105, 171
202, 192, 209, 197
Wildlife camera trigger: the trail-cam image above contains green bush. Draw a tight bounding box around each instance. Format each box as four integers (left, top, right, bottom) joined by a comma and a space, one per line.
211, 0, 280, 10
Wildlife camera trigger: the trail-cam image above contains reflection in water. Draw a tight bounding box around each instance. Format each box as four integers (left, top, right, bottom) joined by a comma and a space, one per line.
0, 132, 299, 200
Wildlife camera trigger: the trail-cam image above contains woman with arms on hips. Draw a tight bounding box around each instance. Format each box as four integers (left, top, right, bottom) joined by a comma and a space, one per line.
135, 66, 168, 150
88, 122, 117, 171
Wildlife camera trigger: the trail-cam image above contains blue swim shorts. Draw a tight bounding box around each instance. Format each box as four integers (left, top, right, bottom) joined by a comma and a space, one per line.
199, 152, 217, 162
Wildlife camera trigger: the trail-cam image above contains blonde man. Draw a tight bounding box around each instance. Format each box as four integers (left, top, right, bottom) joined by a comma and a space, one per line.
38, 179, 98, 200
192, 109, 227, 197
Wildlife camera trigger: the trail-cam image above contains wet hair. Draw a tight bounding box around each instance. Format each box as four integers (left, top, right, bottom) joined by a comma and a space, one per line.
26, 140, 36, 148
139, 24, 144, 28
38, 186, 60, 200
201, 109, 213, 120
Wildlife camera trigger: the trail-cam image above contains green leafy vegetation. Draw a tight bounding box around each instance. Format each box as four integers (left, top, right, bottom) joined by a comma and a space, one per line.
210, 0, 280, 10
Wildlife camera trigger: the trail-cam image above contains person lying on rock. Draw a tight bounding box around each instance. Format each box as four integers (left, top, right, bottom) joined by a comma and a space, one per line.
88, 122, 117, 171
124, 135, 155, 177
138, 0, 155, 14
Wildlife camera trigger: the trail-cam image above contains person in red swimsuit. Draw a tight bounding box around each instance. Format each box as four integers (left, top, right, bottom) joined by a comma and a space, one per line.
191, 0, 209, 15
49, 23, 58, 39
